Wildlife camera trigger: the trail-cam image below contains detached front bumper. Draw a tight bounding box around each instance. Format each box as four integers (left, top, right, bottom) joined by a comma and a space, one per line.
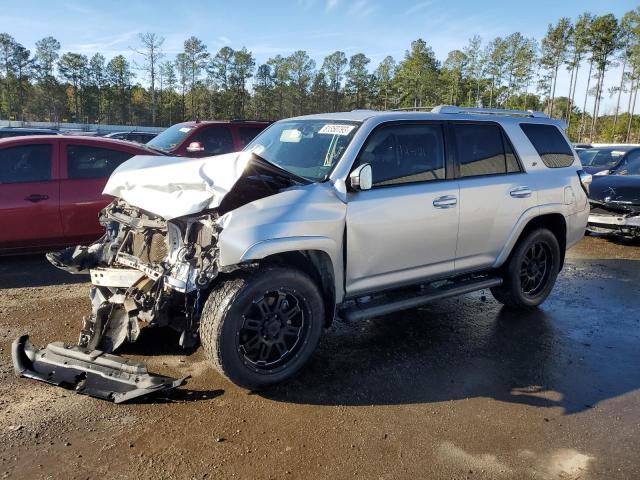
12, 335, 187, 403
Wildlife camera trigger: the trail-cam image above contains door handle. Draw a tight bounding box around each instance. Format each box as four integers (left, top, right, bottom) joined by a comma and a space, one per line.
433, 195, 457, 208
509, 186, 532, 198
24, 194, 49, 203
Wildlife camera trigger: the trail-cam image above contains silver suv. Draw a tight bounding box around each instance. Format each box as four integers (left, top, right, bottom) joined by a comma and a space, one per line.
16, 106, 591, 400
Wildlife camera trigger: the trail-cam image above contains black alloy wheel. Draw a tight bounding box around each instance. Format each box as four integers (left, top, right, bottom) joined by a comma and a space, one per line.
520, 241, 553, 297
238, 289, 309, 372
199, 267, 324, 389
490, 228, 561, 310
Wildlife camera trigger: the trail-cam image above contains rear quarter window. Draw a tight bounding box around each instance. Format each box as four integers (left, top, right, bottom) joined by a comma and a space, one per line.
520, 123, 574, 168
67, 145, 134, 179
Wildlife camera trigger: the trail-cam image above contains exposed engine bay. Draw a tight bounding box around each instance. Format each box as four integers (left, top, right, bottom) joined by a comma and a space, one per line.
13, 152, 309, 402
48, 199, 222, 352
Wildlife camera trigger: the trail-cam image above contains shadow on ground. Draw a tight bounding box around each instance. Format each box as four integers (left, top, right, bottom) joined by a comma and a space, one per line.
0, 254, 88, 289
6, 250, 639, 416
259, 258, 640, 416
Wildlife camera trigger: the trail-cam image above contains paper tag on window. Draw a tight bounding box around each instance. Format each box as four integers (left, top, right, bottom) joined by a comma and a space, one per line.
318, 124, 355, 136
179, 127, 193, 133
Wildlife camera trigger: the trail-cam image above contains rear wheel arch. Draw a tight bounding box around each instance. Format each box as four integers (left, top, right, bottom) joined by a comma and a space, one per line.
502, 213, 567, 271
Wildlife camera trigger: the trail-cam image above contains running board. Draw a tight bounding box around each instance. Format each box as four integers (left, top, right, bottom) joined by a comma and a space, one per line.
340, 277, 503, 321
12, 335, 188, 403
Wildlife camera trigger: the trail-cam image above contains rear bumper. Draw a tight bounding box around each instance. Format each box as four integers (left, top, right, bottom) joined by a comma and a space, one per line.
12, 335, 187, 403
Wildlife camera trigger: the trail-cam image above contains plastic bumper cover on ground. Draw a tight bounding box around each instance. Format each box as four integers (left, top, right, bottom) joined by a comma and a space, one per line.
12, 335, 187, 403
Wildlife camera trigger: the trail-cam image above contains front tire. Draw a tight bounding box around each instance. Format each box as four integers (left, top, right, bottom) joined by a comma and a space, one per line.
199, 267, 324, 390
491, 228, 561, 310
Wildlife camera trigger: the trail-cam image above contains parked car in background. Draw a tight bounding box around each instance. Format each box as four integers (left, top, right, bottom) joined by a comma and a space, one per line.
587, 152, 640, 239
0, 127, 61, 138
146, 120, 270, 157
0, 135, 163, 254
577, 145, 640, 175
105, 131, 159, 144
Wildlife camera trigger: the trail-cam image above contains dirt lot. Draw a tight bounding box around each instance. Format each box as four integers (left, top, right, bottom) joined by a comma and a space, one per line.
1, 235, 639, 480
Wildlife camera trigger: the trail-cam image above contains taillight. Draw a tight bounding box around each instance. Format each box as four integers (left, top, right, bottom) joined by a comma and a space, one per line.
578, 170, 592, 196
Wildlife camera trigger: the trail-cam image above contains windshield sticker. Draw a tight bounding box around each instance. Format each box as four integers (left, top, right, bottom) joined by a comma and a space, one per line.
280, 129, 302, 143
179, 127, 193, 133
611, 151, 626, 157
318, 124, 355, 136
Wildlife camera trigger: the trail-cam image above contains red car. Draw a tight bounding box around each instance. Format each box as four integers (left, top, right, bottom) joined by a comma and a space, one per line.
146, 120, 269, 157
0, 135, 163, 254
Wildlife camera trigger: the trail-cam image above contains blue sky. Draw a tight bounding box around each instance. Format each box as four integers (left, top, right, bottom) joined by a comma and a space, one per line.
1, 0, 637, 110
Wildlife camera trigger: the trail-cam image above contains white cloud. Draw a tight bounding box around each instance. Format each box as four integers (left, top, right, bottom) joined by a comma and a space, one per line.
403, 1, 433, 16
325, 0, 340, 12
69, 31, 138, 55
347, 0, 376, 18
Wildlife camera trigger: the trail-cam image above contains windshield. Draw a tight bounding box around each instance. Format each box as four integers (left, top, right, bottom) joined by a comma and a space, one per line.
146, 123, 195, 152
244, 120, 360, 181
578, 148, 629, 168
614, 155, 640, 176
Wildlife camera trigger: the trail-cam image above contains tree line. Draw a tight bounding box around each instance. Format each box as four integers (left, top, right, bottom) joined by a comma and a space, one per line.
1, 7, 639, 142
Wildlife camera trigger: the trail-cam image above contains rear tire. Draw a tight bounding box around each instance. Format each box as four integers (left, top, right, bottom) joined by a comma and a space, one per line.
491, 228, 561, 310
199, 267, 324, 390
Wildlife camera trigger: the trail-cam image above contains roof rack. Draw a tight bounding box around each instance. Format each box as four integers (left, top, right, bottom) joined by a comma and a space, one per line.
388, 107, 434, 112
431, 105, 548, 118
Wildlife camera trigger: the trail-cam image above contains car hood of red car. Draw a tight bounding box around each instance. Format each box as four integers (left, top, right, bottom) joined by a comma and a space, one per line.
103, 152, 251, 220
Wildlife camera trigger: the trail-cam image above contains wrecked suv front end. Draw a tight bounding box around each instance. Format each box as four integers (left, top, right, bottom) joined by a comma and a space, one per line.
14, 118, 359, 400
13, 199, 224, 403
49, 198, 222, 353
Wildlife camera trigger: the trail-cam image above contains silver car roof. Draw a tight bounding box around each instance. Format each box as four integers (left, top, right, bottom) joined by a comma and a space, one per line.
288, 107, 564, 128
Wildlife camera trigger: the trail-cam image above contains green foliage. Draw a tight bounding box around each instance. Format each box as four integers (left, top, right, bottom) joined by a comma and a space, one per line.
321, 51, 347, 111
1, 9, 640, 143
394, 39, 440, 108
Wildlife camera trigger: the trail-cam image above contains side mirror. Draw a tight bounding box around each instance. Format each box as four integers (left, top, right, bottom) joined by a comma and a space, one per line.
349, 163, 373, 191
186, 141, 205, 153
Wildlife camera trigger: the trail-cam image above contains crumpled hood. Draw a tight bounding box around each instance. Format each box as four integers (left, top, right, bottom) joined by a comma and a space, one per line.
590, 175, 640, 206
103, 153, 251, 219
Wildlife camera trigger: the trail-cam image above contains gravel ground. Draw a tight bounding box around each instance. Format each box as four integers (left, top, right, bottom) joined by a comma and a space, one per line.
0, 235, 638, 479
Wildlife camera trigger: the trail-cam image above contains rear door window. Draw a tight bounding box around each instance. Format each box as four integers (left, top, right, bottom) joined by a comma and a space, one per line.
358, 123, 446, 187
67, 145, 134, 179
451, 123, 520, 177
193, 126, 235, 155
0, 144, 52, 183
520, 123, 574, 168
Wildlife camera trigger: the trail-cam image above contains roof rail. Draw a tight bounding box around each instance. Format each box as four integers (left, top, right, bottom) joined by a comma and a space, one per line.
431, 105, 547, 118
388, 107, 434, 112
